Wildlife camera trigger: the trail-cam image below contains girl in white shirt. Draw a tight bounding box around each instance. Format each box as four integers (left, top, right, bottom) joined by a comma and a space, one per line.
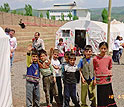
49, 49, 63, 105
112, 36, 120, 64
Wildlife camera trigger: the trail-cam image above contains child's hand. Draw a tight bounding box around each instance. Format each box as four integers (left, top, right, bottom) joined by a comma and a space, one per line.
27, 45, 32, 52
93, 79, 96, 86
53, 77, 56, 83
53, 65, 59, 69
81, 78, 86, 84
38, 62, 49, 69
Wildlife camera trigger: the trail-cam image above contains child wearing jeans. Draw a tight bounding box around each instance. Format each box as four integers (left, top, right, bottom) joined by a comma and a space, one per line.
38, 49, 61, 107
26, 45, 40, 107
63, 53, 80, 107
78, 45, 96, 107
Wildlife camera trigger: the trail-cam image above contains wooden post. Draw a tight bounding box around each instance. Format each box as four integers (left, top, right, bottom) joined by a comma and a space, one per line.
107, 0, 112, 54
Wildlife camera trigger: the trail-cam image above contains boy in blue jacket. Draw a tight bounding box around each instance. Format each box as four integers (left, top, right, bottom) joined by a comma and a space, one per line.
26, 45, 40, 107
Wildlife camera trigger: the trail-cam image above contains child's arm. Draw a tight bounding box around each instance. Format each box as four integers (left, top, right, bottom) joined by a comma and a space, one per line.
108, 57, 112, 70
78, 59, 86, 83
38, 59, 51, 69
52, 65, 60, 69
49, 48, 53, 60
27, 45, 32, 67
79, 68, 85, 84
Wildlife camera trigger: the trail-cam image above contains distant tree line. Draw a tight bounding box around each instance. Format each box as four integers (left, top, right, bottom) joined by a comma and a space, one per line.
0, 3, 33, 16
0, 3, 79, 21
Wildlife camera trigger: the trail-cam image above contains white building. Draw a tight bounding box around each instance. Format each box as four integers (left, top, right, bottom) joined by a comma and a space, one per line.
38, 2, 90, 20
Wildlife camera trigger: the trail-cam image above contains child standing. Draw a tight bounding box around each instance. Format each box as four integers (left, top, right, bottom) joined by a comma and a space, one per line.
63, 53, 80, 107
26, 45, 40, 107
78, 45, 96, 107
38, 49, 61, 107
49, 49, 63, 105
93, 42, 117, 107
57, 38, 65, 64
61, 51, 71, 76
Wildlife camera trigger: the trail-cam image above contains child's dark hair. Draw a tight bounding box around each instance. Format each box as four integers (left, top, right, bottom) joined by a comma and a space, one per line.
10, 29, 15, 33
39, 49, 47, 57
5, 28, 10, 33
116, 36, 120, 40
59, 38, 63, 42
84, 45, 92, 51
32, 50, 38, 56
64, 51, 71, 57
68, 53, 76, 60
99, 41, 108, 49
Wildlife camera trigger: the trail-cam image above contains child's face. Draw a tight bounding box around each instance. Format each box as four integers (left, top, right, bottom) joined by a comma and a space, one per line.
64, 55, 69, 63
69, 58, 76, 66
99, 45, 108, 54
53, 52, 59, 60
59, 40, 63, 44
32, 55, 38, 62
40, 53, 47, 62
84, 49, 92, 59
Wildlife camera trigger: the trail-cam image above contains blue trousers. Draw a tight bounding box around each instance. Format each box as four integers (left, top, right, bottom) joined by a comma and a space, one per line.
63, 83, 80, 107
10, 52, 14, 67
112, 50, 120, 64
26, 81, 40, 107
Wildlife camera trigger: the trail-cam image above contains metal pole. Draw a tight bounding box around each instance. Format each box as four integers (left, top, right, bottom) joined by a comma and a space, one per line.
107, 0, 112, 54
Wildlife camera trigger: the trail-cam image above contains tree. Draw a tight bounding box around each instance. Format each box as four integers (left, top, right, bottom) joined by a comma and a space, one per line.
61, 13, 64, 21
51, 16, 56, 20
0, 3, 10, 12
11, 10, 16, 14
73, 16, 78, 20
3, 3, 10, 12
24, 4, 32, 16
46, 11, 49, 19
0, 6, 4, 12
67, 12, 72, 20
17, 11, 24, 15
102, 8, 108, 23
40, 12, 43, 18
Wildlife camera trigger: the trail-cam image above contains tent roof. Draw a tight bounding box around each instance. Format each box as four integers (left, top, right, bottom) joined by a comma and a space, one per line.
59, 20, 118, 32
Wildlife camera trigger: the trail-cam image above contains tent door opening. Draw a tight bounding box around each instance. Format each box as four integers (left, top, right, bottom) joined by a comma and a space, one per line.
75, 30, 86, 49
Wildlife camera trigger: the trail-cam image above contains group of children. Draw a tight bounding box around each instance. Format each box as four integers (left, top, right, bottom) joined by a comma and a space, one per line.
25, 41, 117, 107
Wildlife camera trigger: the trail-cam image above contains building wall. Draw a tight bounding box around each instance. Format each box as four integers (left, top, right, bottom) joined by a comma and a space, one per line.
40, 9, 90, 21
50, 10, 73, 20
76, 10, 90, 20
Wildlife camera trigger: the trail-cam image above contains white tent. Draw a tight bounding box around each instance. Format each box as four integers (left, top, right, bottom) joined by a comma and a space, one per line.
112, 24, 124, 38
55, 20, 120, 53
0, 27, 12, 107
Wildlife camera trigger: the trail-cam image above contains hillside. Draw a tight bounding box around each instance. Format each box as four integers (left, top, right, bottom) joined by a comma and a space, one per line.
90, 6, 124, 22
12, 6, 124, 22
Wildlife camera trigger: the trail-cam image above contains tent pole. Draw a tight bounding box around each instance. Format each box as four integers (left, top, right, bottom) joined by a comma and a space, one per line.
107, 0, 112, 54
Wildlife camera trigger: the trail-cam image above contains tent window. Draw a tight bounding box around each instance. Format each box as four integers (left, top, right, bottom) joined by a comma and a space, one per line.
62, 30, 70, 37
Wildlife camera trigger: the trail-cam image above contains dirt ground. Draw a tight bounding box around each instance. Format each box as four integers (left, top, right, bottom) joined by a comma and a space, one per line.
11, 51, 124, 107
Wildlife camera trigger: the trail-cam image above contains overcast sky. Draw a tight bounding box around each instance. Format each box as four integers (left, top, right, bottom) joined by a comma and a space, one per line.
0, 0, 124, 10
